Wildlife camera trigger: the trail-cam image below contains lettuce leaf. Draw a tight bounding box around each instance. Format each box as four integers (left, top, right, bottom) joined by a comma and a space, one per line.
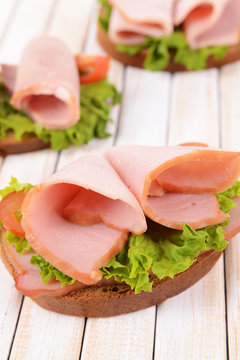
98, 0, 112, 32
4, 230, 31, 254
115, 31, 228, 71
30, 255, 76, 287
101, 222, 228, 294
0, 176, 33, 199
0, 78, 121, 151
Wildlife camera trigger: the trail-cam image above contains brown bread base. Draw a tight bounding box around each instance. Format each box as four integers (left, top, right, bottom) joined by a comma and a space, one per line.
0, 233, 222, 317
0, 132, 49, 156
97, 26, 240, 72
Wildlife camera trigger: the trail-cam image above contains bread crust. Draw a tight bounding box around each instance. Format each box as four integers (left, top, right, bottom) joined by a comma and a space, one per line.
97, 26, 240, 72
0, 132, 49, 156
0, 232, 222, 317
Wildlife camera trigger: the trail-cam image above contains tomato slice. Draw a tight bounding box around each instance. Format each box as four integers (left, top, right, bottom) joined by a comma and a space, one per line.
0, 190, 26, 237
75, 54, 110, 84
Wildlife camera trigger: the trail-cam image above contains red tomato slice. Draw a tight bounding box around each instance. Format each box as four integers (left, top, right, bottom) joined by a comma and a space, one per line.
0, 190, 26, 237
75, 54, 110, 84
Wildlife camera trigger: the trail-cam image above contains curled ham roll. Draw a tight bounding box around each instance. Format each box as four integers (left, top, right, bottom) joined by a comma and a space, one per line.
105, 145, 240, 230
7, 36, 80, 130
174, 0, 240, 49
21, 155, 146, 285
108, 0, 173, 45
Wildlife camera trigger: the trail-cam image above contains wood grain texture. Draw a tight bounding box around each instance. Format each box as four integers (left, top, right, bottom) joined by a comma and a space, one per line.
116, 66, 171, 146
81, 308, 155, 360
9, 297, 85, 360
0, 0, 55, 63
169, 69, 219, 147
0, 0, 16, 43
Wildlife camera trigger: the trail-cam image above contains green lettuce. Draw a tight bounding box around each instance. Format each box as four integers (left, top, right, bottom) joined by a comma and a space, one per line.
30, 255, 76, 287
116, 32, 227, 71
101, 222, 227, 294
98, 0, 112, 32
0, 176, 33, 199
0, 78, 121, 151
4, 230, 31, 254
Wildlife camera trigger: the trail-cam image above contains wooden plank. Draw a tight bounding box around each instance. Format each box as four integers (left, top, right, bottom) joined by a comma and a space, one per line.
80, 64, 171, 360
220, 61, 240, 359
0, 0, 16, 43
81, 308, 156, 360
1, 1, 94, 359
0, 1, 56, 358
9, 297, 85, 360
0, 0, 55, 63
48, 0, 94, 53
169, 70, 219, 146
116, 67, 170, 146
154, 69, 227, 360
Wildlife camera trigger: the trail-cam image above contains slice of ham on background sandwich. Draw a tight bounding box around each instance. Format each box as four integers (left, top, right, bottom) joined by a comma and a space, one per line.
98, 0, 240, 71
108, 0, 173, 45
0, 144, 240, 317
2, 36, 80, 130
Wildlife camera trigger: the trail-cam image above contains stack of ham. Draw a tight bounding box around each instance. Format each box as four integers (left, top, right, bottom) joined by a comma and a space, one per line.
108, 0, 240, 48
2, 145, 240, 297
1, 36, 80, 130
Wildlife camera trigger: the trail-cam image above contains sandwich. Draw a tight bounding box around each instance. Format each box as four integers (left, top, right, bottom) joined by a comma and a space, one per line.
97, 0, 240, 71
0, 144, 240, 317
0, 36, 121, 155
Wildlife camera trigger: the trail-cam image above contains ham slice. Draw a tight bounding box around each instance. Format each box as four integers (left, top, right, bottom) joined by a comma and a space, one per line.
2, 234, 84, 297
1, 64, 17, 94
21, 155, 146, 285
3, 36, 80, 130
105, 145, 240, 230
174, 0, 240, 49
224, 197, 240, 240
108, 0, 173, 45
108, 0, 240, 49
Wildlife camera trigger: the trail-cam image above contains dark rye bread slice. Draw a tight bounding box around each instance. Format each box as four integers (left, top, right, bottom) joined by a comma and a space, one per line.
0, 233, 222, 317
97, 26, 240, 72
0, 132, 49, 156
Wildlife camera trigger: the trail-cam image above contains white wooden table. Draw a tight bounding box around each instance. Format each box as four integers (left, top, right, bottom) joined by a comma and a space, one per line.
0, 1, 239, 359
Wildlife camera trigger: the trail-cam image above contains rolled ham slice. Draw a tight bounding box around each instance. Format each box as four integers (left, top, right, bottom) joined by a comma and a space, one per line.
174, 0, 240, 48
105, 145, 240, 230
6, 36, 80, 130
108, 0, 173, 45
21, 155, 146, 285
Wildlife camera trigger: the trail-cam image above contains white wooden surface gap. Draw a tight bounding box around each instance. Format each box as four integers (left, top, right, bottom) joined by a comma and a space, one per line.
0, 1, 239, 360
